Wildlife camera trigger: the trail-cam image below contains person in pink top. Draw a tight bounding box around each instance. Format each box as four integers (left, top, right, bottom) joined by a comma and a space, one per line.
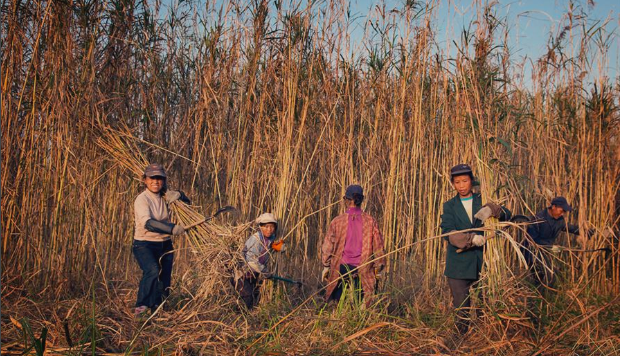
321, 185, 385, 305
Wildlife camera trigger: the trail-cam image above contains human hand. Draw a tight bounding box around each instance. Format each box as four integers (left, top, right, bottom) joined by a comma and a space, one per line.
271, 240, 286, 252
164, 190, 181, 204
472, 234, 486, 247
248, 262, 263, 274
321, 267, 330, 282
375, 265, 385, 279
172, 224, 185, 236
474, 206, 493, 222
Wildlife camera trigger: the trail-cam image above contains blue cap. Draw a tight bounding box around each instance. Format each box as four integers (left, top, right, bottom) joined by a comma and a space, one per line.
144, 163, 167, 178
550, 196, 572, 212
450, 163, 473, 177
344, 185, 363, 199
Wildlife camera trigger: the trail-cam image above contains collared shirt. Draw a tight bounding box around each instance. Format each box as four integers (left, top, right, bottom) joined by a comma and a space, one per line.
527, 209, 580, 246
321, 209, 385, 302
341, 206, 363, 266
134, 190, 171, 242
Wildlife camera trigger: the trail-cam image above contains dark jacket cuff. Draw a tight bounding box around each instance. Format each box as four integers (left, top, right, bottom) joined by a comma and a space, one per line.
145, 219, 175, 234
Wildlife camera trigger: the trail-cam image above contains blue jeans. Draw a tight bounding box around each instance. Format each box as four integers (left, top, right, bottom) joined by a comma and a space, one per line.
132, 240, 174, 310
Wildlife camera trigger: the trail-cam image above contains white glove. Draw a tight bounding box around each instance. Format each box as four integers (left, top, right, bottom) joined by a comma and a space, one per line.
321, 267, 330, 282
164, 190, 181, 204
474, 206, 493, 222
472, 234, 486, 246
248, 262, 263, 274
172, 224, 185, 236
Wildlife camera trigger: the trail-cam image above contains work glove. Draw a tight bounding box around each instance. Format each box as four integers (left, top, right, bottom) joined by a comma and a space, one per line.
471, 234, 486, 247
258, 271, 272, 281
474, 206, 493, 222
247, 261, 263, 274
172, 224, 185, 236
321, 267, 330, 282
271, 240, 286, 252
164, 190, 181, 204
448, 232, 474, 249
551, 245, 562, 253
474, 203, 503, 222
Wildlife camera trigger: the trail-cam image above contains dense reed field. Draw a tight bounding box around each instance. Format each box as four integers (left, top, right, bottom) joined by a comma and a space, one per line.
2, 0, 619, 354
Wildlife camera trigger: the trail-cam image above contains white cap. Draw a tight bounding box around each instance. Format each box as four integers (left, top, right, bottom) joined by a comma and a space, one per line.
255, 212, 277, 225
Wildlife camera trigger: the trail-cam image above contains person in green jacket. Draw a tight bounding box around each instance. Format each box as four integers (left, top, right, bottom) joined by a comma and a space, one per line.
440, 164, 511, 334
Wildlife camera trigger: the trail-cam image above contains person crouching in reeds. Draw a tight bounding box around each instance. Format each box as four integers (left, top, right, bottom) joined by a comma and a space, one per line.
235, 213, 286, 309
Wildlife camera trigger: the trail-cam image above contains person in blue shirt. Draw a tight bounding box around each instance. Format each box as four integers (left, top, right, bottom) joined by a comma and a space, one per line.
524, 196, 592, 289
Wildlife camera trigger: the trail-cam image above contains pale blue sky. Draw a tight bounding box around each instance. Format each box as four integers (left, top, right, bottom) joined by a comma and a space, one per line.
167, 0, 619, 86
345, 0, 619, 85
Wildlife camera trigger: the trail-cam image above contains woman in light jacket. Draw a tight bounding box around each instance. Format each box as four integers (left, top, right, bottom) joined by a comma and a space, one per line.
133, 163, 190, 315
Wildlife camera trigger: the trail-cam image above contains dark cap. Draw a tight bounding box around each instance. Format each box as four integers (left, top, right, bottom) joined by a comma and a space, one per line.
550, 196, 572, 212
344, 184, 363, 199
143, 163, 167, 178
450, 163, 473, 177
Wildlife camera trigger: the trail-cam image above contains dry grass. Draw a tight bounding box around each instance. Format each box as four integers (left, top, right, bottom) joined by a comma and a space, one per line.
2, 0, 620, 354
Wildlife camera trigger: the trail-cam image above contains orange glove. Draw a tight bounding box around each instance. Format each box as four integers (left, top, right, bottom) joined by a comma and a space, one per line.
271, 240, 285, 252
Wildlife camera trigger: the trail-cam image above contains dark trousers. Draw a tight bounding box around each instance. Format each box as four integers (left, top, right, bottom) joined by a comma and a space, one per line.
523, 246, 556, 290
330, 264, 363, 303
233, 274, 261, 309
132, 239, 174, 311
447, 277, 478, 334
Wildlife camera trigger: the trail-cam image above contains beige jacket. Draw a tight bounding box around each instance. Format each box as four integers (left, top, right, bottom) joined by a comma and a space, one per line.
134, 190, 171, 242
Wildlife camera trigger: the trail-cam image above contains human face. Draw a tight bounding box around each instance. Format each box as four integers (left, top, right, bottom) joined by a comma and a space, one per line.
260, 223, 276, 238
549, 205, 566, 219
144, 176, 165, 194
452, 174, 473, 198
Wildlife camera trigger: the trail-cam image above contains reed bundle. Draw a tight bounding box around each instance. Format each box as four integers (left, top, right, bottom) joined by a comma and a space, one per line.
168, 201, 253, 302
96, 126, 150, 178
